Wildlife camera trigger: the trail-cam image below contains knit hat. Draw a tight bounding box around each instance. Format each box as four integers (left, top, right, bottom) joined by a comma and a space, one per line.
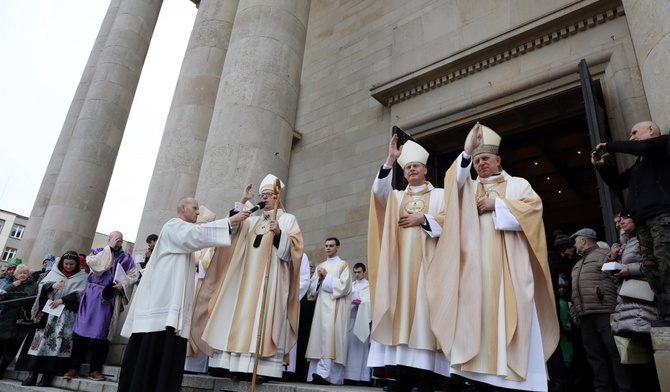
553, 232, 573, 250
44, 254, 55, 262
7, 257, 22, 266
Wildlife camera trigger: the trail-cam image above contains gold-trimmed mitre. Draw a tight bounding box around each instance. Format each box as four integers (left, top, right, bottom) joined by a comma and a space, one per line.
466, 125, 501, 157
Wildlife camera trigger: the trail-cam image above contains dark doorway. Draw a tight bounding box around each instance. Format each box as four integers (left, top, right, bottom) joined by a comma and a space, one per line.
417, 86, 621, 244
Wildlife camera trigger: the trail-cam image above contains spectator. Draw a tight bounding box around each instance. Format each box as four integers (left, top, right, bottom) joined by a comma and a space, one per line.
31, 254, 55, 282
0, 265, 7, 286
142, 233, 158, 268
63, 231, 139, 382
569, 228, 633, 392
557, 275, 573, 372
593, 120, 670, 325
2, 258, 22, 285
0, 264, 39, 379
15, 251, 87, 386
610, 211, 660, 391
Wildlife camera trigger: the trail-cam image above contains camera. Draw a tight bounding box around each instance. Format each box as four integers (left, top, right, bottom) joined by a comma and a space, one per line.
593, 146, 606, 161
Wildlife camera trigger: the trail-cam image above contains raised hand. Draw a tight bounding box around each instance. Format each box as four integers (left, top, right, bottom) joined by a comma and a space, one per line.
465, 122, 482, 155
385, 134, 403, 166
241, 183, 255, 204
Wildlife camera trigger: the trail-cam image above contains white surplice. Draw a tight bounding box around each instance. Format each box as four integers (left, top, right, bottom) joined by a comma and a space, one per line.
121, 217, 234, 339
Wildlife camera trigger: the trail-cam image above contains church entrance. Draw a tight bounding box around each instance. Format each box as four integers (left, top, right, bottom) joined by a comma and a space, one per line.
415, 84, 621, 246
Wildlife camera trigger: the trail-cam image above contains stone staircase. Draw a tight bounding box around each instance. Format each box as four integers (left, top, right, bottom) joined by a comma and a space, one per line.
0, 363, 380, 392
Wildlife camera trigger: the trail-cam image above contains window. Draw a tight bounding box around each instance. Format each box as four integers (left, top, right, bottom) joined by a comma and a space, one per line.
0, 219, 4, 234
10, 224, 25, 239
1, 247, 17, 261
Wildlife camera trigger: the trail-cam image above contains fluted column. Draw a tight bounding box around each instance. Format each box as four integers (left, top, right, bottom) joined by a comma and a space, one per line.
621, 0, 670, 131
27, 0, 164, 263
135, 0, 239, 244
195, 0, 310, 214
18, 0, 122, 266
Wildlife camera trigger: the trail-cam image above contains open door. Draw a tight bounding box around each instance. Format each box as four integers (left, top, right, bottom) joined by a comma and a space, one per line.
578, 59, 619, 243
391, 126, 438, 190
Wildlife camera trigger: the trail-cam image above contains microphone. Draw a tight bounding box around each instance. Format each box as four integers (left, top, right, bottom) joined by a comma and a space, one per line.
248, 201, 266, 213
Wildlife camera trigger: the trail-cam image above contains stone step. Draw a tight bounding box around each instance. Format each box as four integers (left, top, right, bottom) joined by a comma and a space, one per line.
2, 365, 381, 392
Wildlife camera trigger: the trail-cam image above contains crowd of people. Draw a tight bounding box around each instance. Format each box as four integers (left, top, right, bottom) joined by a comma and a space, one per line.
0, 120, 667, 392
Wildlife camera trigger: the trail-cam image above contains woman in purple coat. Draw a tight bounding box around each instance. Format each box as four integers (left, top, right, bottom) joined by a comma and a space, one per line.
63, 231, 139, 381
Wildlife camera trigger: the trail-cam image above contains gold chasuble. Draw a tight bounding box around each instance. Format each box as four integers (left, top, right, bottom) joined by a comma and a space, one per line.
193, 209, 303, 376
368, 182, 445, 350
426, 161, 558, 384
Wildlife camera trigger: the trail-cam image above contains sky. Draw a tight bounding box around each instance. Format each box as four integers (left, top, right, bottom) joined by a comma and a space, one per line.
0, 1, 197, 243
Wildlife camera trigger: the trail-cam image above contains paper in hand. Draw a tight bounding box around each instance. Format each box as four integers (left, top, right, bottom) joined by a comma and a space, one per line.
114, 265, 127, 283
42, 299, 65, 317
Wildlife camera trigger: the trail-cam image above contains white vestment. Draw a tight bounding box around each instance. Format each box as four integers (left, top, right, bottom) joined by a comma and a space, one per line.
306, 256, 352, 385
205, 210, 302, 378
121, 217, 233, 339
445, 153, 550, 391
368, 165, 452, 377
344, 278, 372, 382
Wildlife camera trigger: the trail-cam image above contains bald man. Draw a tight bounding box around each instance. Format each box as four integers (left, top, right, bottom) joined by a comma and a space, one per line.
65, 231, 139, 381
593, 121, 670, 324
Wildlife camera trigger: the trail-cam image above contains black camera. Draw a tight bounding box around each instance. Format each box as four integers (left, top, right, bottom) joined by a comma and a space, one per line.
593, 146, 606, 161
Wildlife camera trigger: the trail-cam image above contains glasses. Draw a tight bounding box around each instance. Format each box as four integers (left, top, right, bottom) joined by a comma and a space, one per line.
260, 192, 274, 198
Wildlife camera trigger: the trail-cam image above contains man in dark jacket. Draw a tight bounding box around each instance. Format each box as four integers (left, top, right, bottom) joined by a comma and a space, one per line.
569, 228, 633, 392
592, 120, 670, 324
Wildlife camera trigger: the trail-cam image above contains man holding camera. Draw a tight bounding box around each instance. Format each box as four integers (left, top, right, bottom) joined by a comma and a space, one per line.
592, 120, 670, 325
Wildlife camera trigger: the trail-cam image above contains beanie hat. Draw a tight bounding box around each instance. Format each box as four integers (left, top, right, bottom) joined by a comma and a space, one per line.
553, 233, 573, 250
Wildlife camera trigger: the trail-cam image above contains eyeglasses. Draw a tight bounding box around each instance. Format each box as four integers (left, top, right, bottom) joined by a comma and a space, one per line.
260, 192, 274, 198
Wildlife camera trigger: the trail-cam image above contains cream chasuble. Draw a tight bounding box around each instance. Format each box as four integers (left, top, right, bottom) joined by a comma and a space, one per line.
196, 209, 303, 377
367, 167, 450, 375
426, 155, 558, 391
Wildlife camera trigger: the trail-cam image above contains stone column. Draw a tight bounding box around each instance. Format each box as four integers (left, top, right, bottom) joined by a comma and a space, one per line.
621, 0, 670, 131
27, 0, 164, 263
18, 0, 122, 266
195, 0, 310, 214
134, 0, 239, 246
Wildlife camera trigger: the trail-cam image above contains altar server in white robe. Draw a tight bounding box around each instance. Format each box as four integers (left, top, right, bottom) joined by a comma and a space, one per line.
344, 262, 372, 383
118, 197, 250, 392
306, 237, 352, 385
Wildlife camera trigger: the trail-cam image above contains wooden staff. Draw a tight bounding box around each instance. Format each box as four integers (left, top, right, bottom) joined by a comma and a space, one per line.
251, 178, 282, 391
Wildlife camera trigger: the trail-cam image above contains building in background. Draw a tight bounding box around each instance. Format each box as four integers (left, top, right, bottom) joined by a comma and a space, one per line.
0, 209, 28, 263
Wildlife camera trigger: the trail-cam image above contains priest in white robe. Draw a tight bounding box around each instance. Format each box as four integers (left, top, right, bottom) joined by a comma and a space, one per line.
367, 135, 450, 392
344, 262, 372, 383
305, 237, 352, 385
118, 197, 250, 392
198, 175, 303, 383
426, 123, 559, 392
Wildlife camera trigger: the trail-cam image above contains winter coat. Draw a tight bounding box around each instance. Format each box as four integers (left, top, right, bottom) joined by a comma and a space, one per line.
0, 277, 39, 341
611, 236, 660, 334
570, 246, 617, 317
